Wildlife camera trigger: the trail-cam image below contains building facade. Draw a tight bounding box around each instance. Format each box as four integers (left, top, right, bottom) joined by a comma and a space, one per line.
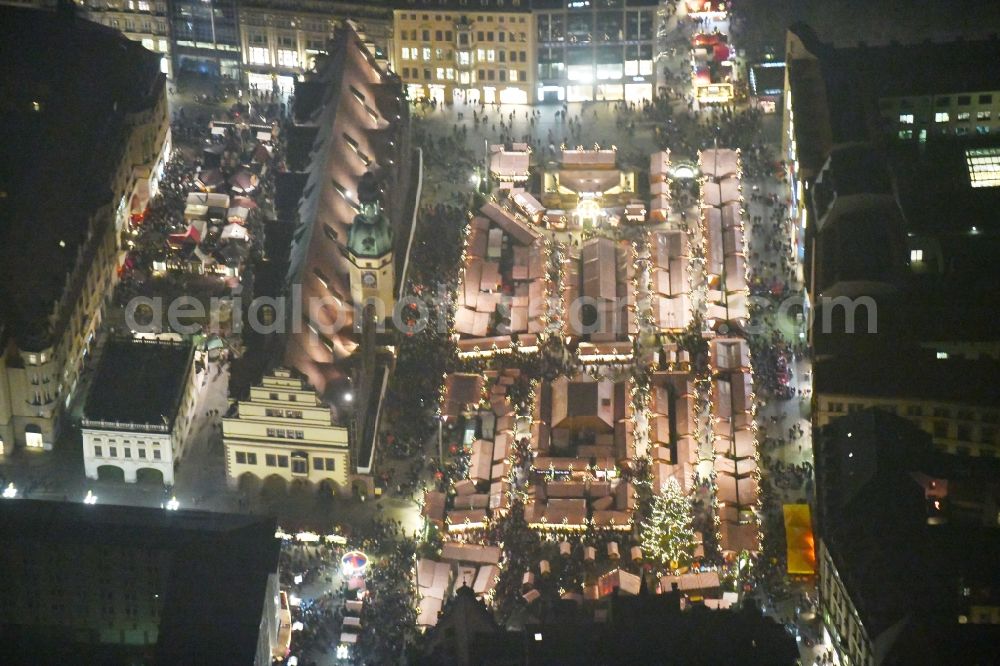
532, 0, 657, 103
0, 500, 281, 664
169, 0, 242, 78
240, 0, 392, 95
80, 0, 173, 78
81, 337, 198, 485
0, 8, 170, 453
223, 369, 351, 493
393, 1, 535, 105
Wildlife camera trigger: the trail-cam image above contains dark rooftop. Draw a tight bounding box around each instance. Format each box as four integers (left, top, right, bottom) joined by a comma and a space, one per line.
813, 347, 1000, 409
816, 411, 1000, 656
0, 499, 279, 665
791, 24, 1000, 147
0, 6, 164, 350
83, 337, 194, 428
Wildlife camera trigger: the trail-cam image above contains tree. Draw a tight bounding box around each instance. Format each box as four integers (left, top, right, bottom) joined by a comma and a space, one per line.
642, 477, 698, 570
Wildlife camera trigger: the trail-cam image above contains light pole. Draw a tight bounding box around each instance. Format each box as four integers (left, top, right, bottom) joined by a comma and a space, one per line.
437, 416, 444, 467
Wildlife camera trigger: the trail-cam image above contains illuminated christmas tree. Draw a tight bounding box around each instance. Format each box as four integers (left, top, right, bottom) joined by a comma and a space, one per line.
642, 477, 698, 570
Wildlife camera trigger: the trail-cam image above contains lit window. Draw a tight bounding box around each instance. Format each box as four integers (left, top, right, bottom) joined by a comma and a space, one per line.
422, 47, 431, 61
977, 111, 991, 121
957, 112, 971, 121
935, 112, 950, 123
509, 69, 518, 82
966, 148, 1000, 188
910, 249, 923, 262
277, 49, 299, 68
898, 113, 914, 124
248, 47, 270, 66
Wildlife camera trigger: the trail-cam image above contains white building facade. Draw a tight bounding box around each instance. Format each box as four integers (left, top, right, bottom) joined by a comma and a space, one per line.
223, 369, 350, 494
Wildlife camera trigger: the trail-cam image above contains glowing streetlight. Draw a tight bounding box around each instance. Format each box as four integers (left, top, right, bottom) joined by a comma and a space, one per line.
83, 490, 98, 505
343, 391, 353, 403
165, 496, 180, 511
2, 483, 17, 499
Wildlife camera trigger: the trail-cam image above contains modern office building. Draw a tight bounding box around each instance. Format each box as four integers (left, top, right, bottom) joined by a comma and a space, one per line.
0, 7, 170, 453
222, 369, 351, 494
0, 500, 282, 664
392, 0, 535, 105
239, 0, 392, 95
81, 337, 198, 486
532, 0, 657, 103
168, 0, 242, 78
814, 410, 1000, 666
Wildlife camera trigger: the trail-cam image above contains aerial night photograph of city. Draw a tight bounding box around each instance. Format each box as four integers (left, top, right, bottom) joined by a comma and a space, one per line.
1, 0, 1000, 663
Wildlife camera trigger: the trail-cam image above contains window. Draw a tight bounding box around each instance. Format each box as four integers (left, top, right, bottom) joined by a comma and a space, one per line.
94, 445, 103, 458
906, 405, 923, 417
957, 424, 972, 441
124, 448, 131, 459
313, 457, 324, 470
277, 50, 299, 68
967, 147, 1000, 187
910, 249, 923, 262
247, 453, 257, 465
936, 96, 951, 107
933, 407, 951, 418
138, 449, 146, 459
958, 95, 971, 106
982, 427, 996, 444
236, 451, 247, 464
153, 450, 161, 460
898, 130, 913, 140
248, 47, 270, 66
269, 392, 279, 400
422, 29, 430, 41
899, 113, 914, 124
979, 94, 993, 104
957, 111, 971, 121
292, 458, 308, 474
935, 112, 950, 123
422, 47, 431, 61
325, 458, 337, 471
977, 111, 991, 121
509, 69, 518, 82
278, 455, 289, 468
933, 421, 949, 438
266, 454, 277, 467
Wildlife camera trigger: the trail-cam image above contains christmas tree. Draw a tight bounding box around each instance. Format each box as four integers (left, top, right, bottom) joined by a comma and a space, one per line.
642, 477, 698, 570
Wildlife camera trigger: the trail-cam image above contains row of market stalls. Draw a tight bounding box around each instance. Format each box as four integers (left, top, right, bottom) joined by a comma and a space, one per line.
524, 373, 639, 531
701, 148, 749, 326
695, 148, 761, 558
563, 237, 637, 342
455, 201, 548, 353
649, 230, 693, 332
